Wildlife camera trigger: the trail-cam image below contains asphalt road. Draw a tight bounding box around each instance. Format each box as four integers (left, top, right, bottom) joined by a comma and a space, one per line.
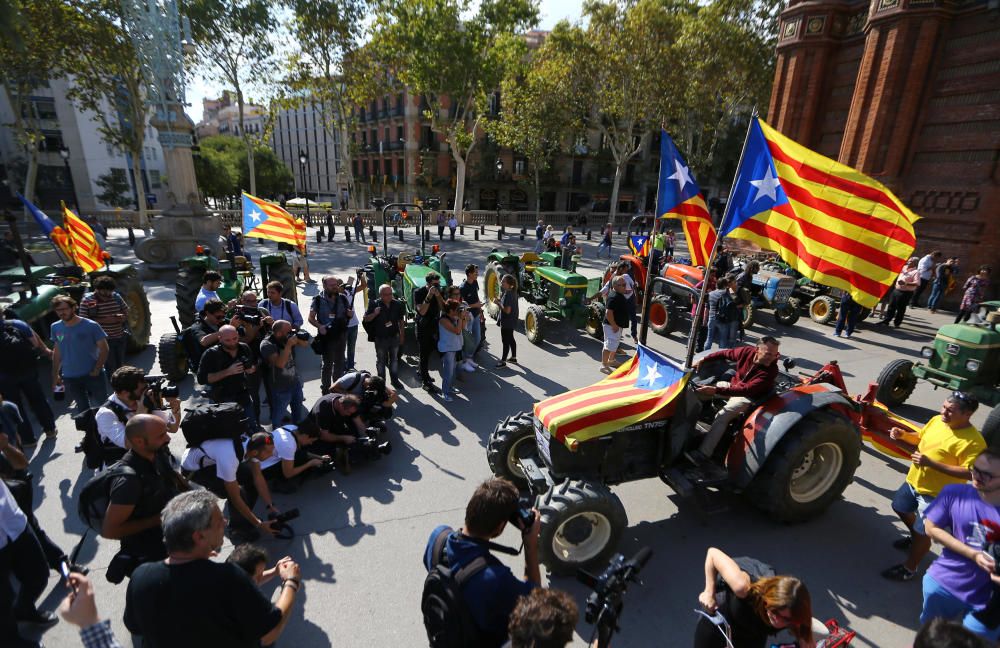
18, 224, 987, 648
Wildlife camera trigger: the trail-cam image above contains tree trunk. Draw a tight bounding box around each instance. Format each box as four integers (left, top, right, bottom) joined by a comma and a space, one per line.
452, 152, 466, 219
130, 151, 147, 227
609, 161, 624, 223
237, 89, 256, 196
24, 149, 39, 206
338, 123, 355, 208
534, 166, 541, 219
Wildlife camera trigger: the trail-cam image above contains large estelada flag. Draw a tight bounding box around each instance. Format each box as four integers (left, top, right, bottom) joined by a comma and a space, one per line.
243, 192, 306, 248
656, 131, 716, 267
61, 204, 105, 272
18, 192, 72, 260
628, 235, 651, 257
720, 118, 919, 308
534, 345, 689, 446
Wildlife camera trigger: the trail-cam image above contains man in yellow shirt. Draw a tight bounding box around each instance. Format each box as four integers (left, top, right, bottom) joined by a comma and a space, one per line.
882, 392, 985, 581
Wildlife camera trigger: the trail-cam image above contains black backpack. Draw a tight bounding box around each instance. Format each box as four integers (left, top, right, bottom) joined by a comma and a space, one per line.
716, 291, 739, 324
180, 402, 249, 461
0, 322, 37, 368
77, 460, 138, 533
73, 399, 130, 470
421, 527, 488, 648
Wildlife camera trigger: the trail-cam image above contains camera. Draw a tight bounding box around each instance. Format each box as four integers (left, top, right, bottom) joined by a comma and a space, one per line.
349, 435, 392, 462
235, 306, 262, 326
577, 547, 652, 648
236, 354, 252, 372
143, 375, 179, 398
508, 497, 535, 531
293, 329, 311, 341
266, 508, 301, 539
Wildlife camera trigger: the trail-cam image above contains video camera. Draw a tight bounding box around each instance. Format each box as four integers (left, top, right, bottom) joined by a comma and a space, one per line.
577, 547, 652, 648
349, 433, 392, 462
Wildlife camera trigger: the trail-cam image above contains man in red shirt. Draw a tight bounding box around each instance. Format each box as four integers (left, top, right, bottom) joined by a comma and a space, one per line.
690, 337, 781, 465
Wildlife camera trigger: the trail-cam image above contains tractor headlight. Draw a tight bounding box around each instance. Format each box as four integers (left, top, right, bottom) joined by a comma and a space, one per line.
558, 298, 567, 307
966, 359, 981, 372
921, 346, 934, 359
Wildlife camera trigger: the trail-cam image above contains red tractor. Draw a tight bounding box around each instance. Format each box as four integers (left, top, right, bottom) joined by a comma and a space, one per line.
487, 345, 906, 575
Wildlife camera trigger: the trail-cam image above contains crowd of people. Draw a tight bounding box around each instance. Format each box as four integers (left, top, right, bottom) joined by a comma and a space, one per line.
875, 251, 992, 329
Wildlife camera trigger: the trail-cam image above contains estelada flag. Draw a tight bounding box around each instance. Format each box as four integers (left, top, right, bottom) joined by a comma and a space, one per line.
18, 192, 72, 260
720, 118, 919, 308
534, 345, 689, 446
242, 192, 301, 247
627, 235, 650, 257
655, 131, 716, 267
62, 204, 105, 272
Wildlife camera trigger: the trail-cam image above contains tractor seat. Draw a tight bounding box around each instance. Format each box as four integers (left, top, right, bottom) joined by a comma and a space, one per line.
233, 255, 252, 271
520, 252, 542, 264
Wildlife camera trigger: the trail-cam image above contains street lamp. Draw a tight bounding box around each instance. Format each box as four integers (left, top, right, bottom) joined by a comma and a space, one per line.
298, 149, 311, 227
59, 146, 81, 214
399, 138, 406, 203
494, 158, 503, 225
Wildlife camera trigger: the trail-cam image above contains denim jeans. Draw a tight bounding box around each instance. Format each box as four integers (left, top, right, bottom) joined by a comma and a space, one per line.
106, 335, 128, 377
834, 300, 861, 336
463, 317, 481, 362
269, 380, 305, 428
375, 338, 400, 380
597, 241, 611, 258
63, 372, 108, 414
440, 350, 458, 394
346, 325, 359, 370
927, 282, 945, 311
703, 316, 717, 350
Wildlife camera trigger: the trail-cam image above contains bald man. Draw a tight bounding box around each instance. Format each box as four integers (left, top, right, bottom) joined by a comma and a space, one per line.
197, 324, 259, 428
101, 414, 186, 581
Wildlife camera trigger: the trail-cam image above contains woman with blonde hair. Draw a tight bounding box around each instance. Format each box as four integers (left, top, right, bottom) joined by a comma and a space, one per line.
695, 547, 814, 648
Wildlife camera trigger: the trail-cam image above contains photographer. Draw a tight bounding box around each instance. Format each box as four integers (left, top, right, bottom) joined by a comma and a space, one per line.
309, 276, 352, 393
423, 477, 541, 647
364, 284, 405, 387
232, 291, 272, 421
197, 325, 259, 428
304, 393, 366, 472
97, 367, 181, 456
124, 490, 300, 647
102, 415, 186, 579
258, 425, 331, 491
332, 370, 397, 425
414, 271, 445, 392
181, 432, 279, 542
260, 320, 308, 429
187, 299, 228, 375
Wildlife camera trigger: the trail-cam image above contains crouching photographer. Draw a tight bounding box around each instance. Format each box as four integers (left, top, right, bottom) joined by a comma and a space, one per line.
332, 369, 397, 426
305, 392, 390, 474
258, 424, 334, 493
422, 477, 541, 648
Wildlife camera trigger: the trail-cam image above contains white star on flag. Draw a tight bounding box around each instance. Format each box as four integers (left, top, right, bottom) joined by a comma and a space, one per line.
641, 363, 661, 386
749, 166, 781, 203
667, 159, 694, 190
249, 209, 263, 223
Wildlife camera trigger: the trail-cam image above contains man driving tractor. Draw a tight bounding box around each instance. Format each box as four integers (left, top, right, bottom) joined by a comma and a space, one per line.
689, 337, 782, 470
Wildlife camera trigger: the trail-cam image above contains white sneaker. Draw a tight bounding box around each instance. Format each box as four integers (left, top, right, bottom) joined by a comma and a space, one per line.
844, 332, 852, 338
831, 331, 841, 337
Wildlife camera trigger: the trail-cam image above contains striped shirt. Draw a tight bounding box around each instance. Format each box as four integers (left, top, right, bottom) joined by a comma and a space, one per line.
79, 292, 128, 339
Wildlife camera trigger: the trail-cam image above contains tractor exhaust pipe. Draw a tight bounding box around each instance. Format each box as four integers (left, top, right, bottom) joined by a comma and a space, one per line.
169, 315, 181, 334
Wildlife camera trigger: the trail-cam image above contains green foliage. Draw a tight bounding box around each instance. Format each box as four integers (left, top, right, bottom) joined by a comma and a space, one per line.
195, 135, 292, 200
239, 146, 293, 198
95, 170, 133, 208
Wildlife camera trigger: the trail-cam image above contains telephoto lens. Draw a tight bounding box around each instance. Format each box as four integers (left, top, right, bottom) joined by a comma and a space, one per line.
294, 329, 311, 341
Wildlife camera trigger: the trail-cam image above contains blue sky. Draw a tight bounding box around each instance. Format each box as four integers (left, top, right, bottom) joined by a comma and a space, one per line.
185, 0, 585, 122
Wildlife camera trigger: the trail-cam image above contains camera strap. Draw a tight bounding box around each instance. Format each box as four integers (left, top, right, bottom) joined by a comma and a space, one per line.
458, 533, 520, 556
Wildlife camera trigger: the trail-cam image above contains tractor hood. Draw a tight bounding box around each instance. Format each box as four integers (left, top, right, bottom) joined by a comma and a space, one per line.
534, 265, 588, 289
403, 263, 435, 290
934, 323, 1000, 352
0, 265, 56, 283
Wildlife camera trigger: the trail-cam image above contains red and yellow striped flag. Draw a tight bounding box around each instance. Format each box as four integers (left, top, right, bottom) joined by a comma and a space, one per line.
242, 192, 301, 246
534, 345, 689, 447
720, 118, 919, 308
62, 204, 105, 272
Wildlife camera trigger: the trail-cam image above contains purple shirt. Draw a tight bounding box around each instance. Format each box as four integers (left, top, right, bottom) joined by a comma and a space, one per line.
925, 484, 1000, 608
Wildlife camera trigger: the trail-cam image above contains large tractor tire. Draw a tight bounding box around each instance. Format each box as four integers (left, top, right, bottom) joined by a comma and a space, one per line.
537, 479, 628, 576
648, 295, 673, 336
809, 296, 837, 325
116, 270, 151, 353
487, 411, 537, 489
484, 263, 502, 319
585, 302, 606, 340
741, 303, 755, 329
267, 259, 298, 304
525, 305, 546, 345
157, 332, 189, 382
747, 410, 861, 522
175, 266, 205, 328
982, 407, 1000, 449
773, 303, 800, 326
875, 359, 916, 407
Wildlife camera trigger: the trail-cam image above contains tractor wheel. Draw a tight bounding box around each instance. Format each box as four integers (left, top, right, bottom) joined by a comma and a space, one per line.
157, 332, 189, 382
875, 359, 916, 407
116, 270, 151, 353
486, 411, 536, 489
774, 303, 800, 326
525, 305, 546, 345
484, 263, 502, 319
983, 407, 1000, 449
741, 303, 755, 329
809, 296, 837, 325
747, 410, 861, 522
537, 479, 627, 576
268, 259, 298, 303
648, 295, 673, 336
585, 302, 606, 340
175, 266, 205, 328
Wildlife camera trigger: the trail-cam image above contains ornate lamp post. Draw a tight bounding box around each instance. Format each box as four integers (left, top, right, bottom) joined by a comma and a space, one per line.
299, 150, 311, 226
59, 146, 81, 214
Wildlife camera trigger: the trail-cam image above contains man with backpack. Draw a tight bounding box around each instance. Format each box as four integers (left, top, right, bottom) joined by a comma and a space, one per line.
364, 283, 406, 387
705, 277, 738, 351
263, 280, 303, 327
181, 429, 280, 542
197, 324, 258, 428
309, 276, 352, 393
96, 366, 180, 454
97, 414, 186, 582
260, 320, 308, 429
79, 275, 130, 376
0, 310, 55, 446
258, 425, 331, 491
422, 477, 541, 648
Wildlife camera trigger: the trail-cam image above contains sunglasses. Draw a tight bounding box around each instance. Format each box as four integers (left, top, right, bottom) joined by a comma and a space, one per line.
951, 391, 977, 408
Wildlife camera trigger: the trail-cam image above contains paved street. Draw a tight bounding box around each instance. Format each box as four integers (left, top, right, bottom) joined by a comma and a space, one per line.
19, 224, 986, 647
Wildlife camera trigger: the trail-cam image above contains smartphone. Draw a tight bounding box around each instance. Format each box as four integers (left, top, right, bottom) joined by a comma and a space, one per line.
60, 559, 77, 593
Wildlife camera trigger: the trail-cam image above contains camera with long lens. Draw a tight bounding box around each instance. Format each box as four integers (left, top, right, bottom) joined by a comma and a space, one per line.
577, 547, 652, 648
266, 508, 301, 538
348, 434, 392, 462
234, 306, 262, 326
292, 329, 311, 341
143, 375, 179, 409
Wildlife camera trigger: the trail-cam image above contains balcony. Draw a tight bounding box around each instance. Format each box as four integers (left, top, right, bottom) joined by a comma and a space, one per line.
387, 141, 404, 151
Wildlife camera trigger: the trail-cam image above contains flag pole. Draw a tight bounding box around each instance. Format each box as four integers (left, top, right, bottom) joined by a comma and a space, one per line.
682, 109, 758, 370
637, 128, 666, 346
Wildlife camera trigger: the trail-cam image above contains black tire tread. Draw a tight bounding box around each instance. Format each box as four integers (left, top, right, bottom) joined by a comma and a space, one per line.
537, 479, 627, 576
525, 304, 545, 345
175, 266, 204, 329
486, 411, 536, 488
875, 358, 916, 406
114, 268, 152, 353
649, 295, 672, 336
157, 332, 188, 381
809, 296, 837, 325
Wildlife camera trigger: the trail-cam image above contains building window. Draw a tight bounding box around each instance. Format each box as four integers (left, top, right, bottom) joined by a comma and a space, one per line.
151, 147, 157, 161
106, 144, 114, 158
397, 159, 404, 177
384, 159, 392, 176
34, 98, 57, 120
149, 169, 162, 188
396, 125, 404, 142
40, 130, 64, 152
514, 159, 525, 176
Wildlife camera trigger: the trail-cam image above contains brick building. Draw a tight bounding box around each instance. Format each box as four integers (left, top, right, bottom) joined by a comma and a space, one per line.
768, 0, 999, 299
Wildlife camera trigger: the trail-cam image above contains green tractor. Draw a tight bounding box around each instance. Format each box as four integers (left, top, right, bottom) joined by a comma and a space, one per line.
158, 246, 297, 381
482, 248, 602, 345
0, 219, 151, 352
875, 309, 1000, 442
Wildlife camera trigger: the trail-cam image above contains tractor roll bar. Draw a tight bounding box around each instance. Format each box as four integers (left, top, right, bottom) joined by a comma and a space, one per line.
372, 200, 435, 256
